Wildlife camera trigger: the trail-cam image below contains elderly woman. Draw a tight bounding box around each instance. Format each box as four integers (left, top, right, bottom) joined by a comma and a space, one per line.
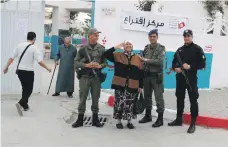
104, 41, 144, 129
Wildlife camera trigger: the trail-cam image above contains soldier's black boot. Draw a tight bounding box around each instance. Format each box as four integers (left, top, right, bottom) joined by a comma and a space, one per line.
92, 113, 103, 128
152, 113, 164, 128
72, 114, 84, 128
187, 117, 196, 134
168, 116, 183, 126
139, 109, 152, 123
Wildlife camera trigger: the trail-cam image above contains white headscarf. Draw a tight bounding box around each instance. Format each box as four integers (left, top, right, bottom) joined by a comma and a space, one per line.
124, 40, 133, 45
123, 40, 134, 55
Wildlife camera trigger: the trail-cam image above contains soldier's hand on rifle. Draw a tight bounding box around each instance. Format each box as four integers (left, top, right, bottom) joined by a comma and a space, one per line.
183, 63, 190, 70
85, 62, 93, 68
115, 43, 125, 50
175, 68, 182, 73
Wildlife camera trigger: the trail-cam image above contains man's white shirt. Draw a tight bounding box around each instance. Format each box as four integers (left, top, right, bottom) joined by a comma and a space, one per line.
11, 42, 42, 71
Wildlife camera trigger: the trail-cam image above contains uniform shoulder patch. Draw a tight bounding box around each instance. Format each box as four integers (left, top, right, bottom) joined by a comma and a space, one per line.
145, 44, 150, 48
160, 44, 165, 48
177, 47, 183, 52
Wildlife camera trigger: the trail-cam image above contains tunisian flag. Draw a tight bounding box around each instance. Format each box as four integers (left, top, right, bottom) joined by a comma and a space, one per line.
178, 22, 185, 29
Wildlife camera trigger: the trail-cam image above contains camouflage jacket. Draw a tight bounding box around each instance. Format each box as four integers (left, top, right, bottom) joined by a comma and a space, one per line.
143, 43, 166, 73
75, 43, 107, 75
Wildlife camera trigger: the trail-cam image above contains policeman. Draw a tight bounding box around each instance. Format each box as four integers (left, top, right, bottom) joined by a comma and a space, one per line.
168, 29, 206, 134
139, 29, 166, 128
72, 28, 107, 128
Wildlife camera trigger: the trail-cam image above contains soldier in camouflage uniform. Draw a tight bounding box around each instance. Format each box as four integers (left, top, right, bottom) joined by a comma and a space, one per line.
72, 28, 107, 128
139, 29, 166, 128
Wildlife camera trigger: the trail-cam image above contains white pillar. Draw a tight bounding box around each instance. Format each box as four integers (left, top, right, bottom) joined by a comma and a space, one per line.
51, 7, 70, 58
52, 7, 59, 36
52, 7, 70, 36
58, 8, 70, 30
214, 11, 223, 36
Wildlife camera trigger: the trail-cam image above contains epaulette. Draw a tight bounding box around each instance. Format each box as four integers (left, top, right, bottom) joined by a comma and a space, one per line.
145, 44, 150, 48
160, 44, 165, 48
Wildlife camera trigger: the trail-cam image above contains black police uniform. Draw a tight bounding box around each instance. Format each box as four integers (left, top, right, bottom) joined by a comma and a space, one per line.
169, 30, 206, 133
172, 42, 206, 118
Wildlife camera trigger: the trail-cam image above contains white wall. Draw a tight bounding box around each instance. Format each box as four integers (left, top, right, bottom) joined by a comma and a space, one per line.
45, 0, 92, 12
1, 0, 45, 94
94, 1, 211, 51
155, 1, 207, 17
94, 1, 228, 88
209, 36, 228, 88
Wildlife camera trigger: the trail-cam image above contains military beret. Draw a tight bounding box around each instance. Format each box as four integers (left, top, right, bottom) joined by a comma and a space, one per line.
148, 29, 158, 36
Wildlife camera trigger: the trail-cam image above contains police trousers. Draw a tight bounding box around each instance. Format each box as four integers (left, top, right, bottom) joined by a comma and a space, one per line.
175, 73, 199, 118
78, 76, 101, 114
144, 77, 165, 113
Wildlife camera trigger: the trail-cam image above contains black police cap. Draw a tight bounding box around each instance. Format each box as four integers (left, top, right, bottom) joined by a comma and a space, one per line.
183, 29, 193, 36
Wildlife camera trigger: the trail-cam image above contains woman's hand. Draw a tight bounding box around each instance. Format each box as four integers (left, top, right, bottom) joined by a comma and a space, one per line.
114, 43, 125, 50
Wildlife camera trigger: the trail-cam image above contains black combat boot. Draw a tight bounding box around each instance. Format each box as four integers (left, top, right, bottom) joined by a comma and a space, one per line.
152, 113, 164, 128
92, 113, 103, 128
138, 109, 152, 123
168, 115, 183, 126
187, 117, 196, 134
72, 114, 84, 128
127, 123, 135, 129
116, 123, 124, 129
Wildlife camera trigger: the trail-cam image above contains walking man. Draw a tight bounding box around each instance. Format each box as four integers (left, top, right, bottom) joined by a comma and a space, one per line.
52, 37, 77, 98
168, 29, 206, 134
139, 29, 166, 128
72, 28, 107, 128
3, 32, 52, 116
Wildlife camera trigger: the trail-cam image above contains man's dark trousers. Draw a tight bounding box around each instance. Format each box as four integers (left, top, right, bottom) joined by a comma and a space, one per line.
175, 73, 199, 118
18, 70, 34, 109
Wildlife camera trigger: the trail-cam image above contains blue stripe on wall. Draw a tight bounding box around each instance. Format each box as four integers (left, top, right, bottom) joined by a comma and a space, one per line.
101, 50, 213, 89
44, 36, 50, 43
50, 35, 58, 59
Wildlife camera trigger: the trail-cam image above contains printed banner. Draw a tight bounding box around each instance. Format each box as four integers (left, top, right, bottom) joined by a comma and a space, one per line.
121, 10, 189, 35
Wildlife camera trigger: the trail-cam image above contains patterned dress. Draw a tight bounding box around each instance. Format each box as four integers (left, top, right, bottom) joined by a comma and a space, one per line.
104, 48, 143, 120
113, 89, 138, 120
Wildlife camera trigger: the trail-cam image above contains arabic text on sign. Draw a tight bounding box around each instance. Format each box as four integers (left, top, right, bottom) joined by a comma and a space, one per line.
123, 16, 165, 28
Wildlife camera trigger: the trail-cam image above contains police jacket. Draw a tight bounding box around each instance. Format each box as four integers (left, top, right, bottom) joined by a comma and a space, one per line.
172, 42, 206, 75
